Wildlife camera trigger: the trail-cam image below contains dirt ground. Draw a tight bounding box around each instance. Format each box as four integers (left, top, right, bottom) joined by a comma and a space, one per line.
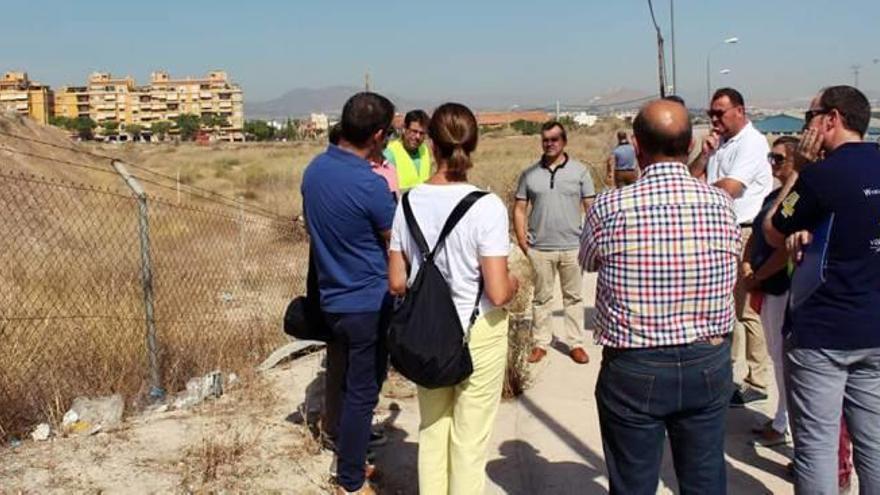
2, 273, 831, 494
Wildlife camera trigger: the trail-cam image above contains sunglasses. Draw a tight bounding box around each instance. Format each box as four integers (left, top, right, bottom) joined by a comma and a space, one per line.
804, 108, 830, 123
707, 107, 736, 119
542, 136, 563, 143
767, 152, 786, 167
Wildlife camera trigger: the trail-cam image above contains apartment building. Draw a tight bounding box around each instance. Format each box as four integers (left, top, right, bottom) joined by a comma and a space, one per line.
55, 70, 245, 141
0, 72, 54, 124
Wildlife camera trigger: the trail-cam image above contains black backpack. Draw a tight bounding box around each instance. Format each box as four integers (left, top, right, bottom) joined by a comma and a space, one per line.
387, 190, 489, 389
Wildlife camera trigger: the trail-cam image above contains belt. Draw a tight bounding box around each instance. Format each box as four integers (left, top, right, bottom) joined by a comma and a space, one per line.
739, 222, 752, 228
697, 335, 727, 346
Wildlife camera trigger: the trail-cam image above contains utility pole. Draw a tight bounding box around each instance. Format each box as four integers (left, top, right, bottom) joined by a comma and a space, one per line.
647, 0, 668, 98
670, 0, 677, 94
556, 100, 560, 119
364, 71, 371, 92
852, 65, 862, 88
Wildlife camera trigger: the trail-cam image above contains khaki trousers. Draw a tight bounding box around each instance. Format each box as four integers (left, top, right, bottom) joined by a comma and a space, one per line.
417, 310, 508, 495
529, 249, 585, 349
732, 226, 770, 391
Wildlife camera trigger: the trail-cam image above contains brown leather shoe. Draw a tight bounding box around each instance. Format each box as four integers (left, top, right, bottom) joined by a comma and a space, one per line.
527, 347, 547, 363
569, 347, 590, 364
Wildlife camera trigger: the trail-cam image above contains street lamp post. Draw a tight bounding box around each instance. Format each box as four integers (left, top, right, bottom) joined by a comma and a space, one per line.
706, 37, 739, 106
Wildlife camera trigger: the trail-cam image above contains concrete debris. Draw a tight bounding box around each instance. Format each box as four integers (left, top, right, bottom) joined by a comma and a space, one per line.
258, 340, 325, 372
30, 423, 51, 441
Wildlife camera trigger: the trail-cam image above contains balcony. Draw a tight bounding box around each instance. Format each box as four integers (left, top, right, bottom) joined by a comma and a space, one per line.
199, 91, 212, 99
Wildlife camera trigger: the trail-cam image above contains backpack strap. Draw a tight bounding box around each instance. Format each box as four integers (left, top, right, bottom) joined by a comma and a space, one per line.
401, 191, 431, 261
429, 190, 489, 260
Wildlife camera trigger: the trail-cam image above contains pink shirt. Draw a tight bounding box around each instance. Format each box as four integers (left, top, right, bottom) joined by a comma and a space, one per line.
370, 159, 400, 199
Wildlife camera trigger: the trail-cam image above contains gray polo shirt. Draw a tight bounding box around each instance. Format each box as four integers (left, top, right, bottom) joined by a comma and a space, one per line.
515, 154, 596, 251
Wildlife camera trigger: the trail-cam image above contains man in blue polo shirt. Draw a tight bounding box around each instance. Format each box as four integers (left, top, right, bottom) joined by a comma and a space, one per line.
763, 85, 880, 494
302, 92, 396, 495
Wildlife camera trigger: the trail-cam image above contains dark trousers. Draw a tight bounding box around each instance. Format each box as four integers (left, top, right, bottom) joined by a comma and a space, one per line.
322, 339, 346, 440
596, 336, 733, 495
324, 308, 389, 492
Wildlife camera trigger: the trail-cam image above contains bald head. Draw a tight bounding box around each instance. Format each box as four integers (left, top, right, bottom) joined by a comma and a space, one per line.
632, 99, 693, 164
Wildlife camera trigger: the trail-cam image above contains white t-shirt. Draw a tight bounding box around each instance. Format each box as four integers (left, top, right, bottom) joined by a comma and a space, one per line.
390, 184, 510, 333
707, 121, 772, 224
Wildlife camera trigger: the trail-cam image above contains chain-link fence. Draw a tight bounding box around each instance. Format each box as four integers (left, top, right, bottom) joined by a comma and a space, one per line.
0, 147, 308, 440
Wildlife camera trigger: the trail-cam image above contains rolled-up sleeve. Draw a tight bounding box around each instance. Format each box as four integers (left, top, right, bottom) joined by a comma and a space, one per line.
579, 202, 603, 272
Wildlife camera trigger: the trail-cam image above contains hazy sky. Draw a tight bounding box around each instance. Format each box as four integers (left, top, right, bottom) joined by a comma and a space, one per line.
3, 0, 879, 106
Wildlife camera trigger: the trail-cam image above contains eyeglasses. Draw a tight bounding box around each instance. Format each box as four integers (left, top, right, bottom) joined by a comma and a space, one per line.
706, 107, 736, 119
804, 108, 830, 123
767, 152, 786, 167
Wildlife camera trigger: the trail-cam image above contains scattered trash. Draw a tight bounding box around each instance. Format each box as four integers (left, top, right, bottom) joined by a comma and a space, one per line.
62, 394, 124, 436
145, 403, 169, 415
228, 373, 239, 386
30, 423, 50, 441
9, 439, 21, 448
173, 371, 225, 409
61, 409, 79, 427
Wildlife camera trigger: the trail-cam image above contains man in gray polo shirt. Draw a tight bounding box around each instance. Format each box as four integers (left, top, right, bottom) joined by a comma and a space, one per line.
514, 121, 596, 364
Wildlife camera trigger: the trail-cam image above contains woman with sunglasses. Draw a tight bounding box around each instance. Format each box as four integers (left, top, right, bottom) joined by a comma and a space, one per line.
741, 136, 799, 447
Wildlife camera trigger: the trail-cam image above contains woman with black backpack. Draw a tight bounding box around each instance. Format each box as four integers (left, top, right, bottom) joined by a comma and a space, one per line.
388, 102, 519, 495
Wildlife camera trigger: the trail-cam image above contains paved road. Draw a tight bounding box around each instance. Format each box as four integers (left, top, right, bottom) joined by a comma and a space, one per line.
377, 273, 797, 494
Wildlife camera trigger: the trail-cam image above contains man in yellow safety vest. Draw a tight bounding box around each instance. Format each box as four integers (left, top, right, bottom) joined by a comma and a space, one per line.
384, 110, 431, 191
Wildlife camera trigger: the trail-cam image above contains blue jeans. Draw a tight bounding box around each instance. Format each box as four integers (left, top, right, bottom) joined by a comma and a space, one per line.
596, 336, 733, 495
785, 344, 880, 495
324, 307, 389, 491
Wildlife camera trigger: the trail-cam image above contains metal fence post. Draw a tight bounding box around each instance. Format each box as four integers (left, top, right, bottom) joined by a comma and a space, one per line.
112, 160, 164, 401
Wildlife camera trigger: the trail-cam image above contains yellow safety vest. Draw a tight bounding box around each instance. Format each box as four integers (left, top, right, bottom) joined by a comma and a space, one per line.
387, 139, 431, 191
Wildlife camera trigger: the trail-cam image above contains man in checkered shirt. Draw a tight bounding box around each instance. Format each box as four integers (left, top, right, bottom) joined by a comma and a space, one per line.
579, 99, 741, 494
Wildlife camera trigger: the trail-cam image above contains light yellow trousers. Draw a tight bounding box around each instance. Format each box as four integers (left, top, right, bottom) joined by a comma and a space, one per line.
417, 309, 508, 495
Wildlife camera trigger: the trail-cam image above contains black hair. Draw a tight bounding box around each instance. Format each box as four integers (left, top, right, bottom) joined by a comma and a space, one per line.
340, 92, 395, 146
328, 122, 342, 145
541, 120, 567, 142
404, 109, 430, 128
819, 85, 871, 136
712, 87, 745, 108
633, 106, 692, 158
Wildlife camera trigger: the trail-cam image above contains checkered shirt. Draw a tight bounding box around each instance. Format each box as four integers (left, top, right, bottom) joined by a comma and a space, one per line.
579, 162, 741, 348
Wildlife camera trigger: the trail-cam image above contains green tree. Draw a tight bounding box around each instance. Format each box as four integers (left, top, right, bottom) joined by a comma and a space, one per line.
243, 120, 276, 141
279, 118, 299, 141
510, 119, 542, 135
558, 115, 577, 129
200, 113, 231, 137
101, 120, 120, 137
72, 116, 97, 140
174, 113, 202, 141
124, 124, 144, 141
150, 121, 172, 142
49, 116, 74, 130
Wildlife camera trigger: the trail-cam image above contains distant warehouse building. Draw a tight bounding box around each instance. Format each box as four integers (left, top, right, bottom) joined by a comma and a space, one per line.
54, 70, 244, 141
0, 72, 54, 124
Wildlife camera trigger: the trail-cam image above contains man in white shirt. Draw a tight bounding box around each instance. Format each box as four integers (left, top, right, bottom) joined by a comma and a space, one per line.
690, 87, 773, 407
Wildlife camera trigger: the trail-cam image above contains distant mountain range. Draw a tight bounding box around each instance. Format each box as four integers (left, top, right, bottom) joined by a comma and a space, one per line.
245, 86, 433, 120
245, 85, 880, 119
244, 86, 656, 120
